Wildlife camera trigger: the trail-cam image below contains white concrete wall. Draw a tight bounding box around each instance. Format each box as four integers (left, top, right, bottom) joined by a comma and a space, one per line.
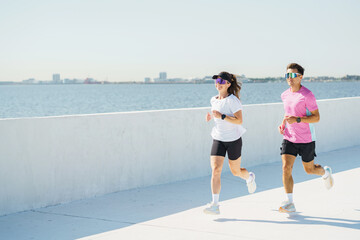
1, 97, 359, 216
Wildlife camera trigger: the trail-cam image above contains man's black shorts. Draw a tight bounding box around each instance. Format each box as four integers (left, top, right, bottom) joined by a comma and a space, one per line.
280, 139, 316, 162
211, 137, 242, 160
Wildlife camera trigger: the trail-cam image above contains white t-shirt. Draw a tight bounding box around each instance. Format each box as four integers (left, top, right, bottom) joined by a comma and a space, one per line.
210, 94, 246, 142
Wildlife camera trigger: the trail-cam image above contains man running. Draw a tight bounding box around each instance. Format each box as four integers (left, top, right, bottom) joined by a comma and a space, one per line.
278, 63, 334, 213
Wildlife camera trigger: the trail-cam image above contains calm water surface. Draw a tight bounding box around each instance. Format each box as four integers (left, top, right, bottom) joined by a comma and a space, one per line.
0, 82, 359, 119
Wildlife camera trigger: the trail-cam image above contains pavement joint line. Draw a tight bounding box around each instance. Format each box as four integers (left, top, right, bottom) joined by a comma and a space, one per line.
31, 210, 135, 225
32, 210, 267, 239
115, 222, 267, 240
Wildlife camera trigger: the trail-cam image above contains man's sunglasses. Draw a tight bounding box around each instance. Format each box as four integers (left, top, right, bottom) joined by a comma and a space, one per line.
285, 73, 302, 79
215, 78, 229, 84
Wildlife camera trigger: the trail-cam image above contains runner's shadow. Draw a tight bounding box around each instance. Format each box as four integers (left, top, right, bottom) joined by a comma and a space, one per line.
214, 213, 360, 230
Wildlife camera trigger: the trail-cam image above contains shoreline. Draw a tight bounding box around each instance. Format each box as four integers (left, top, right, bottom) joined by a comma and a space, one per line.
1, 79, 360, 85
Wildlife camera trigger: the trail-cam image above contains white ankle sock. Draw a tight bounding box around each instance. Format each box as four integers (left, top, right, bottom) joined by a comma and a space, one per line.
212, 194, 219, 205
322, 168, 329, 179
246, 172, 254, 184
286, 193, 293, 203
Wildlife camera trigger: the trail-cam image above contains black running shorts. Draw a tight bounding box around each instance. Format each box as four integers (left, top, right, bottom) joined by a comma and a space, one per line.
211, 137, 242, 160
280, 139, 316, 162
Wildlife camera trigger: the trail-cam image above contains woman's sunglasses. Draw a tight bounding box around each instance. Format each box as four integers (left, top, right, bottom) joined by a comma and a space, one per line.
215, 78, 229, 84
285, 73, 302, 79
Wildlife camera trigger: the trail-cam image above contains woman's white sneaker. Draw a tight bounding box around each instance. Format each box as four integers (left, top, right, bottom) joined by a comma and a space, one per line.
246, 172, 257, 194
203, 203, 220, 215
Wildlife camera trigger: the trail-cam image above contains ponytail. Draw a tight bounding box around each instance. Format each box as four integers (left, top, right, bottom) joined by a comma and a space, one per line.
228, 74, 241, 99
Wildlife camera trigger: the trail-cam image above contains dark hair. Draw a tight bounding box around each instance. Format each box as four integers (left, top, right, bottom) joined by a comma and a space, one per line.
217, 71, 241, 99
229, 73, 241, 99
212, 71, 242, 99
287, 63, 305, 75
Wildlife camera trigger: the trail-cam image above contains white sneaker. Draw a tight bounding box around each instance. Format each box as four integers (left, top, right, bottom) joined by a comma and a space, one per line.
247, 172, 256, 194
203, 202, 220, 215
279, 201, 296, 213
323, 166, 334, 190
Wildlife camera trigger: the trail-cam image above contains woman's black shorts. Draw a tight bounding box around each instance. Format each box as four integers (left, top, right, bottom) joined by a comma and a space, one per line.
211, 137, 242, 160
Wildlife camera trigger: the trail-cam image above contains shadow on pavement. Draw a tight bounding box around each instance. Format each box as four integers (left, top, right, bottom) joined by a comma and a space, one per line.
214, 212, 360, 231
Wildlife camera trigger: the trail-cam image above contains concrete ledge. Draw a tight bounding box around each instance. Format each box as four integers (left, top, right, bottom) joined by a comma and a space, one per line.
0, 145, 359, 240
0, 97, 359, 216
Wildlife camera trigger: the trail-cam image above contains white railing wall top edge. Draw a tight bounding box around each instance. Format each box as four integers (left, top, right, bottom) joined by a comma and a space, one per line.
0, 96, 359, 121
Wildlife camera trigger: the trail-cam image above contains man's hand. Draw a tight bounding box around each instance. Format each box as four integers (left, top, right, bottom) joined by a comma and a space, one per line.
278, 124, 285, 134
285, 116, 298, 124
212, 110, 221, 119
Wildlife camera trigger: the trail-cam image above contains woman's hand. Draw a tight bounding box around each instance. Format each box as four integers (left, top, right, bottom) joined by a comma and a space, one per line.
212, 110, 221, 119
206, 112, 212, 122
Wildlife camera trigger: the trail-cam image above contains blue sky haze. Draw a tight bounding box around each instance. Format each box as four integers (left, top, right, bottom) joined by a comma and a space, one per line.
0, 0, 359, 82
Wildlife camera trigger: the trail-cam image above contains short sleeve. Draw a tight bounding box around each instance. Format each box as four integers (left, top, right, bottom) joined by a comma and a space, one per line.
210, 96, 216, 106
305, 92, 318, 112
229, 95, 243, 114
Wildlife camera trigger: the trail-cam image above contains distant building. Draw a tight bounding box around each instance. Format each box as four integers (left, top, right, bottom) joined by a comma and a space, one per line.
203, 76, 213, 83
63, 78, 83, 84
84, 78, 100, 84
0, 81, 15, 85
159, 72, 167, 81
144, 77, 151, 83
167, 78, 186, 82
153, 72, 167, 83
342, 75, 360, 81
63, 78, 72, 84
22, 78, 36, 84
236, 74, 250, 83
52, 74, 61, 83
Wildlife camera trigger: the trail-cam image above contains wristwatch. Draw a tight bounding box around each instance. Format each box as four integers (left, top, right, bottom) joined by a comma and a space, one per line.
221, 114, 226, 120
296, 117, 301, 123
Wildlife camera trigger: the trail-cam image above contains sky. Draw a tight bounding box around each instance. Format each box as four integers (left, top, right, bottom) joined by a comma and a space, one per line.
0, 0, 359, 82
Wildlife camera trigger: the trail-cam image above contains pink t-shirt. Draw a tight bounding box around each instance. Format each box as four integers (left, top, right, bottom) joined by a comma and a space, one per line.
281, 86, 318, 143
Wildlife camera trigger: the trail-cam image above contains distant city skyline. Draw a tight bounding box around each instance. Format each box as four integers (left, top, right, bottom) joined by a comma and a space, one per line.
12, 71, 359, 85
1, 0, 359, 82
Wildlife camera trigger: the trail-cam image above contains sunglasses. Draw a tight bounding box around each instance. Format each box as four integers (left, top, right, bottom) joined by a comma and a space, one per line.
285, 73, 302, 79
215, 78, 229, 84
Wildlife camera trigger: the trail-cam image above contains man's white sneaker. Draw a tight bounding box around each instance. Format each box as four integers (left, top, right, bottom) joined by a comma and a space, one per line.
203, 203, 220, 215
323, 166, 334, 190
279, 201, 296, 213
247, 172, 256, 194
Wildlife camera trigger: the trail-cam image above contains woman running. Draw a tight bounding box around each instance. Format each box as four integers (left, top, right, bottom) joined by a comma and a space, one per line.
204, 71, 256, 215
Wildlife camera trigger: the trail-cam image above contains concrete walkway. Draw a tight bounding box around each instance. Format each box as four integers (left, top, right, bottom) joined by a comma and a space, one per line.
1, 146, 359, 240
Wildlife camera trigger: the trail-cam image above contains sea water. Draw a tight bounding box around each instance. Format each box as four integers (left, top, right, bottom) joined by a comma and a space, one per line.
0, 82, 359, 119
